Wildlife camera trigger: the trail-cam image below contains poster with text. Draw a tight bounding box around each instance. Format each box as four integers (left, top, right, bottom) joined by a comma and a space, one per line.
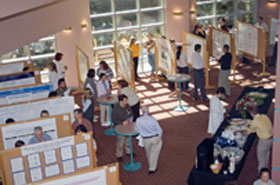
116, 43, 133, 83
237, 23, 258, 57
212, 29, 231, 59
185, 33, 205, 63
155, 38, 173, 75
269, 17, 279, 45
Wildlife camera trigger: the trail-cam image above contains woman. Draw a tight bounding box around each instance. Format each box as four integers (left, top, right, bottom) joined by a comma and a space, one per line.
130, 38, 140, 80
192, 24, 200, 35
176, 46, 189, 90
82, 88, 95, 124
253, 168, 276, 185
117, 79, 140, 121
75, 125, 97, 151
48, 62, 60, 89
96, 61, 114, 87
198, 25, 206, 38
144, 34, 155, 76
84, 69, 97, 97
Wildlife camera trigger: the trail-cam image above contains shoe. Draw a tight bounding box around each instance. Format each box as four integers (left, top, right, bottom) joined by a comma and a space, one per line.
101, 121, 110, 127
193, 97, 198, 101
203, 98, 209, 102
148, 169, 158, 174
117, 157, 123, 162
126, 153, 136, 157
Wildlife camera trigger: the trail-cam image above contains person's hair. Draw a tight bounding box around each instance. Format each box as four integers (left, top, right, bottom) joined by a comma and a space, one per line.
258, 16, 263, 21
118, 79, 129, 88
5, 118, 15, 124
129, 38, 136, 47
118, 94, 128, 102
193, 24, 200, 33
15, 140, 25, 148
223, 44, 230, 51
99, 73, 106, 79
220, 17, 226, 22
216, 87, 226, 95
176, 45, 183, 60
55, 52, 63, 61
251, 106, 259, 115
194, 44, 202, 51
84, 88, 92, 99
161, 35, 167, 39
48, 91, 58, 97
58, 78, 65, 86
142, 105, 149, 115
22, 67, 29, 72
74, 108, 83, 115
49, 62, 57, 73
99, 61, 109, 70
259, 167, 270, 177
34, 126, 43, 132
40, 110, 49, 117
75, 125, 88, 134
87, 69, 95, 78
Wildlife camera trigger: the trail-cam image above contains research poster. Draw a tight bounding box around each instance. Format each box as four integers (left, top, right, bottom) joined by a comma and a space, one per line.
156, 37, 173, 75
185, 33, 205, 63
116, 42, 133, 82
237, 23, 258, 57
212, 29, 231, 59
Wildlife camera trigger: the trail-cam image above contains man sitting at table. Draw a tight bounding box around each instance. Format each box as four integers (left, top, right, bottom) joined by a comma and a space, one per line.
112, 94, 134, 162
55, 78, 71, 96
136, 105, 162, 174
72, 109, 93, 134
248, 106, 273, 172
29, 126, 52, 144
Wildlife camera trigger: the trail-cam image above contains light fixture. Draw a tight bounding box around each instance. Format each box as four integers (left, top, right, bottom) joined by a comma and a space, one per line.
190, 8, 196, 14
64, 27, 72, 32
268, 0, 277, 3
81, 23, 88, 29
173, 10, 183, 16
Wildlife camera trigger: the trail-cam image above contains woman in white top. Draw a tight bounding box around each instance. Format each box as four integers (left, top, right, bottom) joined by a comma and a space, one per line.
48, 62, 60, 89
208, 87, 226, 135
117, 79, 140, 121
176, 45, 189, 90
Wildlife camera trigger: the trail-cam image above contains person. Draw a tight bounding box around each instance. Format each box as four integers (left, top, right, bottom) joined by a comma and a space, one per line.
248, 107, 273, 172
28, 126, 52, 144
176, 45, 190, 90
135, 106, 162, 174
269, 35, 278, 67
130, 38, 140, 80
96, 73, 111, 127
82, 88, 95, 123
53, 52, 67, 78
96, 61, 114, 87
253, 168, 276, 185
198, 25, 206, 38
145, 34, 156, 76
72, 109, 93, 134
48, 62, 60, 89
40, 110, 49, 118
15, 140, 25, 148
192, 24, 200, 35
190, 44, 208, 101
48, 91, 58, 97
5, 118, 15, 124
219, 18, 228, 32
218, 44, 232, 96
207, 87, 226, 135
55, 78, 70, 96
117, 79, 140, 121
84, 69, 97, 97
112, 94, 134, 162
255, 16, 268, 33
75, 125, 97, 151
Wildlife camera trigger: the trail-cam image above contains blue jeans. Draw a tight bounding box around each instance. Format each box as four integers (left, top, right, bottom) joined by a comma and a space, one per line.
148, 54, 155, 74
177, 66, 189, 90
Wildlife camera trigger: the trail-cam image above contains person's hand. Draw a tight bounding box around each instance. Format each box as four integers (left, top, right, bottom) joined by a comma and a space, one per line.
64, 66, 68, 70
123, 121, 129, 125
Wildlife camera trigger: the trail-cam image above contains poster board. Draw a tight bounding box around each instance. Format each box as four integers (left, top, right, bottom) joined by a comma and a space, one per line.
155, 37, 176, 76
31, 163, 121, 185
0, 96, 75, 124
0, 113, 73, 150
268, 16, 279, 45
0, 60, 33, 76
114, 41, 135, 90
0, 133, 96, 185
75, 46, 90, 88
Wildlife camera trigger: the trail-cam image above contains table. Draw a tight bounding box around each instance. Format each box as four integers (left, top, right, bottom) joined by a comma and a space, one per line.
114, 123, 142, 171
167, 74, 191, 112
97, 94, 119, 136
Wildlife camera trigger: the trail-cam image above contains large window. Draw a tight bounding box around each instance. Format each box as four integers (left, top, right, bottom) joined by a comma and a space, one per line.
90, 0, 165, 73
196, 0, 258, 29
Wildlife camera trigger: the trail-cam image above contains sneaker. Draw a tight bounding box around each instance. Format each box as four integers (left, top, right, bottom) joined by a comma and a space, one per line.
148, 169, 158, 174
101, 121, 110, 127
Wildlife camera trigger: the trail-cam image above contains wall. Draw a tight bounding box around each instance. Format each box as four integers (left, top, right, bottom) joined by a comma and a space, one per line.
258, 0, 279, 23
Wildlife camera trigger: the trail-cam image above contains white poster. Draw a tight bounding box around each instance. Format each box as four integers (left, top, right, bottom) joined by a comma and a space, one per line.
185, 33, 205, 63
0, 77, 35, 89
270, 17, 279, 45
1, 118, 58, 150
77, 49, 89, 84
237, 23, 258, 57
116, 42, 132, 82
0, 62, 24, 76
212, 29, 231, 59
155, 38, 173, 75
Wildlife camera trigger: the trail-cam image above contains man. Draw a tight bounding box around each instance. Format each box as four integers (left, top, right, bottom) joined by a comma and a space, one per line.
40, 110, 49, 118
208, 87, 226, 136
53, 52, 67, 78
29, 126, 52, 144
248, 107, 273, 172
218, 44, 232, 96
190, 44, 208, 101
253, 168, 276, 185
144, 34, 155, 76
255, 16, 268, 33
112, 94, 134, 162
55, 78, 70, 96
135, 106, 162, 174
72, 109, 93, 134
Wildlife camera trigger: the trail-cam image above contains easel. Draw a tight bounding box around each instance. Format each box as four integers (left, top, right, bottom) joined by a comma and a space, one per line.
75, 46, 90, 88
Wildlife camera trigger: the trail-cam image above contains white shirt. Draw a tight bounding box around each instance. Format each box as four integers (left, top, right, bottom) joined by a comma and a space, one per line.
96, 80, 110, 97
191, 52, 205, 69
177, 52, 188, 68
48, 70, 59, 89
255, 22, 268, 33
120, 87, 140, 106
53, 60, 65, 78
208, 96, 226, 134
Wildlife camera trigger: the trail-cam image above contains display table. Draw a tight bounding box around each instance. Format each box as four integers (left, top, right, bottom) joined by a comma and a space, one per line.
187, 87, 275, 185
167, 74, 191, 112
114, 122, 142, 171
97, 94, 119, 136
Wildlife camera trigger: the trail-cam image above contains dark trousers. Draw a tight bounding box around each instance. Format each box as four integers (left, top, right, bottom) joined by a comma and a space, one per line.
177, 66, 189, 89
131, 101, 140, 122
133, 57, 139, 78
193, 69, 207, 100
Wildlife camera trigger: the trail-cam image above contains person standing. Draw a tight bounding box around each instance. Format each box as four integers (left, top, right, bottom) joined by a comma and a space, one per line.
82, 88, 95, 124
219, 18, 229, 32
53, 52, 67, 78
190, 44, 208, 101
97, 61, 114, 87
255, 16, 268, 33
48, 62, 60, 89
145, 34, 156, 76
72, 109, 93, 133
130, 38, 140, 80
248, 107, 273, 172
135, 106, 162, 174
218, 44, 232, 96
176, 45, 189, 90
207, 87, 226, 136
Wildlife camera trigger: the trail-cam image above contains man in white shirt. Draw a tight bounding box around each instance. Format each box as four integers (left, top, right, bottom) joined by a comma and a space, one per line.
190, 44, 208, 101
53, 52, 67, 78
255, 16, 268, 33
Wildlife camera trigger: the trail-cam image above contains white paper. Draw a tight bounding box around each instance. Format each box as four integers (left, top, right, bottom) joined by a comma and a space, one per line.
64, 88, 71, 96
185, 33, 205, 63
44, 164, 60, 178
7, 93, 32, 104
27, 153, 41, 168
76, 156, 90, 169
116, 42, 132, 82
212, 29, 231, 59
63, 114, 69, 121
155, 38, 174, 75
10, 157, 24, 173
62, 160, 75, 175
30, 167, 43, 182
0, 77, 35, 89
43, 150, 57, 165
76, 142, 88, 157
13, 171, 27, 185
109, 166, 116, 173
237, 23, 258, 56
60, 145, 73, 161
0, 62, 24, 76
77, 49, 89, 84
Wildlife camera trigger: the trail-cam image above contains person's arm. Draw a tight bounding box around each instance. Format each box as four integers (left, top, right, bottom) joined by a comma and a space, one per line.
107, 68, 114, 79
248, 120, 257, 134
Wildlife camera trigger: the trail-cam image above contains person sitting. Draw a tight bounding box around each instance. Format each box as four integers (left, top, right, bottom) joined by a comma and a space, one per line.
15, 140, 25, 148
5, 118, 15, 124
40, 110, 50, 118
55, 78, 70, 96
253, 168, 276, 185
72, 109, 93, 134
75, 125, 97, 151
82, 88, 95, 123
29, 126, 52, 144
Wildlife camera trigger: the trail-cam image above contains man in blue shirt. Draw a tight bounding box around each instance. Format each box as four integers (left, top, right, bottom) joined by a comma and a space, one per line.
28, 126, 52, 144
136, 106, 162, 174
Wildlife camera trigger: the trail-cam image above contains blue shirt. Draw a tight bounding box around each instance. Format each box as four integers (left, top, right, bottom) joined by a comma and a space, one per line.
135, 114, 162, 139
253, 179, 276, 185
102, 81, 108, 91
28, 133, 52, 144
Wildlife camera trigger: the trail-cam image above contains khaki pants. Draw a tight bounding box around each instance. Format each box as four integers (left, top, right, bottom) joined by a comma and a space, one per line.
143, 136, 162, 171
218, 69, 231, 96
99, 104, 109, 124
257, 138, 273, 172
116, 136, 130, 158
